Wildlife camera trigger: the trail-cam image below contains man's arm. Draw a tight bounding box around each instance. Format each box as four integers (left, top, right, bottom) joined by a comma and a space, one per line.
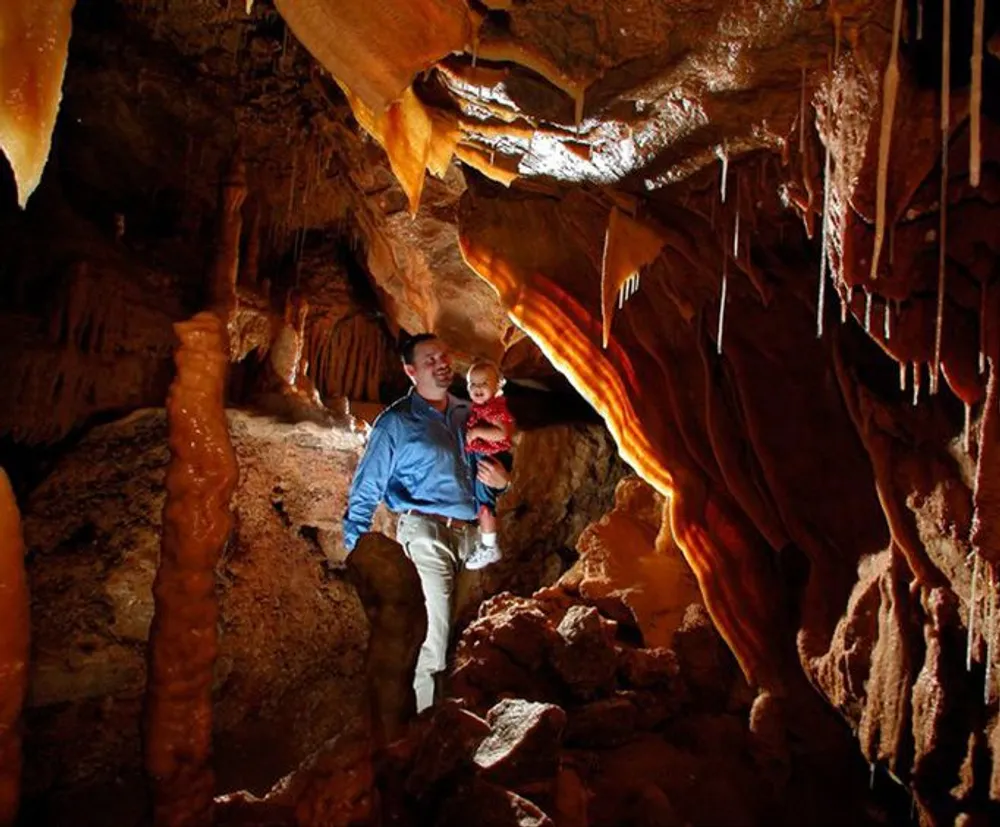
343, 415, 397, 552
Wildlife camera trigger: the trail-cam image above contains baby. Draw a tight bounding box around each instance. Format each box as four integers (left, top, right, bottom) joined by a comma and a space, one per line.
464, 360, 515, 570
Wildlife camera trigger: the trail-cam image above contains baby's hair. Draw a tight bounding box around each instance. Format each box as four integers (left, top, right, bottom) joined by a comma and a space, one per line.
466, 359, 506, 390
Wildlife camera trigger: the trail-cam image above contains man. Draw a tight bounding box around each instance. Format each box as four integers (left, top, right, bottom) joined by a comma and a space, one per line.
343, 333, 510, 712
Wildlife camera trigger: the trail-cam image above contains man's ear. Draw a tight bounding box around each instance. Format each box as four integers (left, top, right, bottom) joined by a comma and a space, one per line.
403, 364, 417, 383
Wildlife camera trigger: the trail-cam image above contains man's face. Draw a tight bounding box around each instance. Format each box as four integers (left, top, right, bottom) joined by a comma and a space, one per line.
405, 338, 453, 396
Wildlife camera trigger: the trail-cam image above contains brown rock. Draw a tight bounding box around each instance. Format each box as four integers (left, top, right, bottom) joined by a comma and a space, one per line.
475, 700, 567, 787
617, 647, 680, 690
347, 533, 426, 746
551, 606, 618, 699
564, 697, 637, 749
405, 701, 491, 797
435, 777, 554, 827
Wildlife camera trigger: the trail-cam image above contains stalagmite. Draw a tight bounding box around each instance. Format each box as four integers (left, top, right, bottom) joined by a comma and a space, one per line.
971, 0, 984, 187
968, 552, 980, 671
0, 0, 77, 207
0, 469, 29, 826
599, 206, 666, 348
144, 312, 238, 827
869, 0, 904, 282
932, 0, 951, 395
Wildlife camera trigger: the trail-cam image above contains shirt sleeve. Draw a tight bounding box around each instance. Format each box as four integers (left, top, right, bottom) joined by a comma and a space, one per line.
342, 413, 398, 552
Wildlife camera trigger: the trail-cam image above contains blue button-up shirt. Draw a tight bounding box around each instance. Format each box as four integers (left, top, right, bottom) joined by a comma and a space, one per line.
342, 390, 477, 551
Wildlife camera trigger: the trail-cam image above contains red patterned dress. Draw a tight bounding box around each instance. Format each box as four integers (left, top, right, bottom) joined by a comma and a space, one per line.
466, 395, 515, 513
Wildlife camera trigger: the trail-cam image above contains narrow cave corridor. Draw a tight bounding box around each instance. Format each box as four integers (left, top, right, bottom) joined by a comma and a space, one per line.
1, 1, 999, 826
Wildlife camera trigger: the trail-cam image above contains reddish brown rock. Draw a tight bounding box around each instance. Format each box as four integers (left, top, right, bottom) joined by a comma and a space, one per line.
475, 700, 567, 788
405, 701, 491, 798
551, 606, 618, 699
435, 777, 554, 827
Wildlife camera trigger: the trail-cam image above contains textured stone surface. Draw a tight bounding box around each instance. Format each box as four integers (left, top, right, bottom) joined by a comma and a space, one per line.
21, 408, 389, 812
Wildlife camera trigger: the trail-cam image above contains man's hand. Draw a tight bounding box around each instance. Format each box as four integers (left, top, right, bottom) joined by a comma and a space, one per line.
477, 456, 510, 489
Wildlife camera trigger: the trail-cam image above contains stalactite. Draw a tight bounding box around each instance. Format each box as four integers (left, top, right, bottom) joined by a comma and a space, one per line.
913, 361, 921, 406
240, 197, 262, 288
869, 0, 904, 283
0, 0, 76, 207
971, 358, 1000, 566
718, 145, 729, 203
980, 279, 988, 375
917, 0, 924, 40
964, 402, 973, 455
985, 567, 996, 703
0, 469, 29, 826
717, 252, 728, 356
799, 65, 807, 156
864, 291, 872, 333
144, 312, 237, 827
599, 206, 666, 348
932, 0, 951, 395
970, 0, 984, 187
883, 301, 891, 341
209, 152, 247, 352
817, 143, 831, 338
968, 552, 980, 671
900, 361, 907, 393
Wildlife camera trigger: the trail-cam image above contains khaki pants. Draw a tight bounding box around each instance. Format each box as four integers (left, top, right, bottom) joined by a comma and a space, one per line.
395, 513, 474, 712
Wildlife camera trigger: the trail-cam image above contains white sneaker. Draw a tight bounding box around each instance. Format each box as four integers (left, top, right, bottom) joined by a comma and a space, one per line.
465, 542, 501, 570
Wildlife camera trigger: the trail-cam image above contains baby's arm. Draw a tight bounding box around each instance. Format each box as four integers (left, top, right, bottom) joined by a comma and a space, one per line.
467, 418, 511, 442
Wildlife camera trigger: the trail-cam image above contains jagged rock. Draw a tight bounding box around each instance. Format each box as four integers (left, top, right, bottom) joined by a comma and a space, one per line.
450, 595, 561, 710
551, 605, 618, 699
435, 777, 554, 827
617, 647, 681, 690
405, 701, 491, 797
558, 479, 702, 648
474, 700, 567, 788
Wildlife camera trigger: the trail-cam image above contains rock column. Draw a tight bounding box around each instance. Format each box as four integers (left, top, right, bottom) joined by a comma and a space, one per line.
144, 312, 238, 827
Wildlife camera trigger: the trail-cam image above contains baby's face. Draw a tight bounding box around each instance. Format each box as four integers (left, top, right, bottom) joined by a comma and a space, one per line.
468, 367, 500, 404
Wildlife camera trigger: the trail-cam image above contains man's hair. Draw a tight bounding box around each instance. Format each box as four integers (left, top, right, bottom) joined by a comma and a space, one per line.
399, 333, 439, 366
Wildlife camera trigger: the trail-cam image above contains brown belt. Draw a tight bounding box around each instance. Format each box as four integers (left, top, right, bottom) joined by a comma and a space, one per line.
404, 509, 475, 529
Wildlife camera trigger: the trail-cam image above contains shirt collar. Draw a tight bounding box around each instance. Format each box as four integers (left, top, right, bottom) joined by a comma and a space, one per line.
408, 388, 468, 419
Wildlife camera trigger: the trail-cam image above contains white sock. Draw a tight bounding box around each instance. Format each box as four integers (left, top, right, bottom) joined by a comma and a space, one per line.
481, 532, 497, 547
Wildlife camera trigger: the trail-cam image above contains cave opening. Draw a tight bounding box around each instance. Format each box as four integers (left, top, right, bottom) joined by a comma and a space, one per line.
0, 1, 999, 826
